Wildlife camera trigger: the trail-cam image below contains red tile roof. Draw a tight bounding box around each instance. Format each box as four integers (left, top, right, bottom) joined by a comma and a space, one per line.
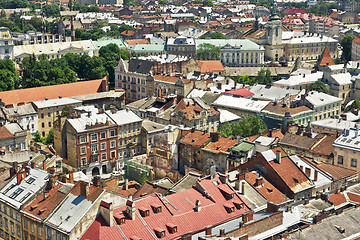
247, 129, 283, 142
80, 173, 252, 240
203, 136, 237, 153
0, 126, 13, 141
132, 182, 169, 199
0, 77, 108, 105
180, 130, 211, 147
172, 98, 220, 121
125, 39, 150, 45
120, 30, 135, 37
329, 192, 347, 206
71, 182, 104, 203
318, 47, 335, 66
244, 171, 290, 205
347, 192, 360, 204
310, 135, 336, 157
225, 88, 254, 97
196, 60, 225, 73
22, 182, 68, 220
314, 163, 357, 181
267, 147, 313, 194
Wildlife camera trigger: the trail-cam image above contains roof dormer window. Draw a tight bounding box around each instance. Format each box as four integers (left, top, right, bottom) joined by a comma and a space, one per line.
154, 228, 166, 238
166, 223, 177, 234
151, 204, 162, 213
139, 208, 150, 217
224, 203, 235, 213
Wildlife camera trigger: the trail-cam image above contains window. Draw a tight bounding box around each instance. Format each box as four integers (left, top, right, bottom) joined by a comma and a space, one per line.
48, 122, 51, 127
100, 142, 106, 151
41, 123, 45, 128
80, 147, 86, 155
79, 136, 86, 144
16, 224, 20, 236
38, 226, 42, 236
351, 158, 357, 168
91, 144, 98, 152
10, 222, 14, 233
110, 130, 115, 137
100, 132, 106, 140
30, 223, 34, 233
338, 155, 343, 165
101, 153, 106, 160
19, 192, 31, 202
41, 113, 44, 119
110, 141, 116, 149
81, 158, 87, 166
91, 134, 97, 142
110, 151, 116, 159
9, 188, 24, 199
48, 113, 51, 117
26, 177, 36, 184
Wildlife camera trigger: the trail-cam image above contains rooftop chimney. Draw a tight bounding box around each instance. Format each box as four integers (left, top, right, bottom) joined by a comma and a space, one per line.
69, 172, 74, 183
100, 201, 114, 227
254, 177, 264, 187
126, 200, 136, 220
31, 162, 35, 169
80, 182, 89, 198
125, 178, 129, 190
17, 171, 27, 184
210, 132, 219, 142
93, 176, 101, 187
276, 150, 281, 164
195, 200, 201, 212
48, 175, 56, 189
25, 166, 30, 176
241, 181, 245, 195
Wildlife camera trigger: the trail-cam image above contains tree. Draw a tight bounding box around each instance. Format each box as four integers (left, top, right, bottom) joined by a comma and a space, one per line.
195, 43, 220, 60
46, 129, 54, 144
200, 31, 226, 39
61, 105, 71, 117
219, 116, 268, 138
341, 33, 355, 61
254, 68, 272, 85
308, 0, 338, 16
33, 132, 42, 142
306, 81, 328, 94
345, 100, 360, 112
42, 4, 60, 17
0, 59, 19, 91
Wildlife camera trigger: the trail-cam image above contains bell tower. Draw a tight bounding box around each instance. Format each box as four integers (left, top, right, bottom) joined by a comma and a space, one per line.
265, 0, 282, 46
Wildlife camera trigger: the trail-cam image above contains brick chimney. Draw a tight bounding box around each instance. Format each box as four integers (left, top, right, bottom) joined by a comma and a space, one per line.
31, 162, 35, 169
48, 175, 56, 189
100, 201, 114, 227
210, 132, 219, 142
69, 172, 74, 183
25, 166, 30, 176
80, 182, 89, 198
17, 171, 27, 184
42, 160, 47, 171
254, 177, 264, 187
93, 176, 101, 187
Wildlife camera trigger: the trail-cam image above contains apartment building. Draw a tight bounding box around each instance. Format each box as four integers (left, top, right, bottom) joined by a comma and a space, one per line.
0, 167, 49, 240
55, 107, 142, 175
33, 98, 82, 138
333, 127, 360, 172
114, 58, 153, 103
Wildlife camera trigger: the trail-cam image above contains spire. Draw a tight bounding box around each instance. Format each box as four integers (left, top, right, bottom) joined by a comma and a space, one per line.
270, 0, 280, 21
318, 47, 335, 67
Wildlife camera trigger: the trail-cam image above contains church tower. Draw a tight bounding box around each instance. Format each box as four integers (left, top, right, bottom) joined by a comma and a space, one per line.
264, 0, 284, 61
265, 1, 282, 46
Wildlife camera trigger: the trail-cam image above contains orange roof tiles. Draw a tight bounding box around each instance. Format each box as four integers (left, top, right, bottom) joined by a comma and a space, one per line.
315, 163, 357, 181
203, 136, 237, 153
121, 30, 135, 37
0, 126, 13, 141
180, 130, 211, 147
310, 135, 336, 156
262, 104, 312, 117
244, 171, 290, 204
22, 183, 68, 220
196, 60, 225, 73
0, 77, 108, 105
125, 39, 150, 45
154, 75, 190, 84
318, 47, 335, 66
248, 129, 283, 142
172, 98, 220, 121
329, 192, 347, 206
347, 192, 360, 204
268, 147, 312, 194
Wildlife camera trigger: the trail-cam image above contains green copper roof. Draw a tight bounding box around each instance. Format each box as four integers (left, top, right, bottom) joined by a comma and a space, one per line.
231, 141, 254, 152
93, 38, 127, 50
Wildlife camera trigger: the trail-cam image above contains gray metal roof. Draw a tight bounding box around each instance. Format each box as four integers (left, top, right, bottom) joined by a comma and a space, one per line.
0, 168, 49, 209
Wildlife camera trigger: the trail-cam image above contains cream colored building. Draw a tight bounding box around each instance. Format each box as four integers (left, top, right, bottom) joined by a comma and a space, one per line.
351, 37, 360, 61
333, 127, 360, 172
13, 40, 97, 61
32, 98, 82, 138
0, 27, 14, 60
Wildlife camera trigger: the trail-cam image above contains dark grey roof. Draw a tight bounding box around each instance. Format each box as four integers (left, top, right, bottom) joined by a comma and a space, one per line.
169, 172, 201, 193
128, 59, 154, 74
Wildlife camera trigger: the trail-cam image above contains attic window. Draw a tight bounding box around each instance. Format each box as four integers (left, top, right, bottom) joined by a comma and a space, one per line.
166, 223, 177, 234
293, 178, 299, 183
154, 228, 166, 238
267, 188, 273, 193
233, 201, 243, 210
224, 204, 235, 213
152, 205, 162, 213
26, 177, 36, 184
139, 208, 150, 217
115, 217, 126, 225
